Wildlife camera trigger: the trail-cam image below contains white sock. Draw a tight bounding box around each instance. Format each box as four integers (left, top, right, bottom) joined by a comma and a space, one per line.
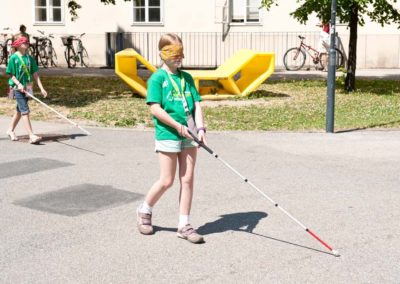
139, 201, 153, 215
178, 215, 190, 229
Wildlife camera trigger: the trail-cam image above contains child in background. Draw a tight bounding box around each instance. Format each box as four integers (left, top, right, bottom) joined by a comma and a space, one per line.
317, 21, 330, 71
6, 37, 47, 144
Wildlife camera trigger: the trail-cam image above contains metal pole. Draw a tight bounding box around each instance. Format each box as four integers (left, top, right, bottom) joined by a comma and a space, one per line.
106, 32, 111, 67
326, 0, 337, 133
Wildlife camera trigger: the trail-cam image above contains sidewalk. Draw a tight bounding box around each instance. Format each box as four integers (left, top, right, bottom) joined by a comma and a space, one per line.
0, 117, 399, 283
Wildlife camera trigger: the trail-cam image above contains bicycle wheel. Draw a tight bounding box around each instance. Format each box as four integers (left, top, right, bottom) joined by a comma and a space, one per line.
0, 46, 4, 65
38, 44, 49, 68
335, 48, 345, 68
319, 48, 345, 70
49, 46, 58, 67
65, 47, 77, 68
28, 45, 35, 57
80, 48, 89, 67
5, 39, 13, 65
283, 47, 306, 71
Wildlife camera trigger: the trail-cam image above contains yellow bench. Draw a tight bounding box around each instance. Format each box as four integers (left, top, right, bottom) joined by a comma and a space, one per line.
115, 48, 157, 98
188, 49, 275, 100
115, 48, 275, 100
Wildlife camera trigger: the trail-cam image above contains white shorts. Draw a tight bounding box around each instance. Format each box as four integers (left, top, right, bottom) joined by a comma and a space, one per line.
155, 139, 197, 153
319, 32, 330, 53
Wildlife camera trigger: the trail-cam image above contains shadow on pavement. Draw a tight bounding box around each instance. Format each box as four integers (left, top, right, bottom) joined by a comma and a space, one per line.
197, 211, 268, 235
17, 133, 87, 143
197, 211, 336, 256
336, 119, 400, 133
16, 133, 104, 156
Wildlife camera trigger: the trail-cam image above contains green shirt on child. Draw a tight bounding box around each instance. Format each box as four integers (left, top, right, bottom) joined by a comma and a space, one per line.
6, 53, 38, 87
146, 69, 202, 141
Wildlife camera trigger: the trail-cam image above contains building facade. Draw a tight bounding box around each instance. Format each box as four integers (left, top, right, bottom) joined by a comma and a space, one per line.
1, 0, 400, 68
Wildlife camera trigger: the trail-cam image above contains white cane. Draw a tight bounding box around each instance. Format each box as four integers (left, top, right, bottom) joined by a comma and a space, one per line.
25, 91, 92, 136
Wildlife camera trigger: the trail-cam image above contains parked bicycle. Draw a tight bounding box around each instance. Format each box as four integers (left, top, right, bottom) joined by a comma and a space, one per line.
29, 30, 58, 68
62, 33, 89, 68
283, 35, 344, 71
0, 28, 14, 66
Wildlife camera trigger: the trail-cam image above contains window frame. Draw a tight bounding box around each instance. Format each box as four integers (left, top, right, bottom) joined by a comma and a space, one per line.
33, 0, 65, 26
230, 0, 262, 25
132, 0, 164, 26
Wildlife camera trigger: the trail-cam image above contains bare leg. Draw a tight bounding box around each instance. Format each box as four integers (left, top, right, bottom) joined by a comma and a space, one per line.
178, 147, 197, 216
321, 53, 328, 71
8, 112, 21, 132
145, 152, 178, 207
21, 114, 35, 137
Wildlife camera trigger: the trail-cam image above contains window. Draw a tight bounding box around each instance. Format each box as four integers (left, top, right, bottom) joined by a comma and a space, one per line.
231, 0, 260, 24
34, 0, 64, 24
133, 0, 163, 24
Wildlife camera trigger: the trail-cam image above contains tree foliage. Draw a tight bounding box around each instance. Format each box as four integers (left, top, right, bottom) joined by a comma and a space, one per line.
261, 0, 400, 27
67, 0, 136, 20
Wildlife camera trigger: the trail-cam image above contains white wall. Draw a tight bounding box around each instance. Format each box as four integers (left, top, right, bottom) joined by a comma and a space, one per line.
1, 0, 399, 68
2, 1, 399, 35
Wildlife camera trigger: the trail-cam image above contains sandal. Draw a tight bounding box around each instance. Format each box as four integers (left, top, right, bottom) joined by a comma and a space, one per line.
177, 224, 204, 244
6, 130, 19, 141
136, 208, 154, 235
29, 135, 42, 144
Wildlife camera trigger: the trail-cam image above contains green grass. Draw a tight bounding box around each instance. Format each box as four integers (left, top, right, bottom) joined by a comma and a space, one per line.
1, 76, 399, 131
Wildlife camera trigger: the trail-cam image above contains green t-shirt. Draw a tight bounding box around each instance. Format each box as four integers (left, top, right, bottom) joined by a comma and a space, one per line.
6, 53, 38, 87
146, 68, 202, 141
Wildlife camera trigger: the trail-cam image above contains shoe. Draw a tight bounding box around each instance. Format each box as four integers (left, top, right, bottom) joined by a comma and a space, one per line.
177, 224, 204, 244
29, 134, 42, 144
6, 130, 19, 141
136, 208, 154, 235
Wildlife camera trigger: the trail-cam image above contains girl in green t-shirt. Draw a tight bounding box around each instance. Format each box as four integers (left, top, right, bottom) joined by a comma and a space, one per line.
5, 37, 47, 144
137, 33, 207, 244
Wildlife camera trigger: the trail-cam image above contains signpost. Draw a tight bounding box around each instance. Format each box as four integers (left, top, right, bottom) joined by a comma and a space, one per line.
326, 0, 337, 133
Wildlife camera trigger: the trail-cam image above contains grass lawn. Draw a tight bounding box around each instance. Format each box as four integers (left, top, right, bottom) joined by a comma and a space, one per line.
0, 75, 399, 131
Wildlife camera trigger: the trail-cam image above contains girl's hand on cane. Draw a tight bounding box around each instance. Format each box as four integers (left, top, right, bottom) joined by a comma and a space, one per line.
177, 124, 192, 139
41, 88, 48, 98
17, 83, 24, 93
198, 129, 207, 146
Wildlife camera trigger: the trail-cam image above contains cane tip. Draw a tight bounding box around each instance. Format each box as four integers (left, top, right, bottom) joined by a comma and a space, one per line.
332, 250, 340, 257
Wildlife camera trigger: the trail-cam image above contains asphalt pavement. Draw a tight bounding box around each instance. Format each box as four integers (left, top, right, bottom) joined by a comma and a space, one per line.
1, 117, 399, 283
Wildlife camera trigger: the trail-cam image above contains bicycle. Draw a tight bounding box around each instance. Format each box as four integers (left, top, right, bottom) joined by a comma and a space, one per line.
0, 28, 14, 66
283, 35, 344, 71
62, 33, 89, 68
29, 30, 58, 68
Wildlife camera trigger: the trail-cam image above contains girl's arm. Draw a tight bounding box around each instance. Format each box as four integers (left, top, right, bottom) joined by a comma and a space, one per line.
10, 75, 25, 92
150, 103, 192, 139
194, 101, 207, 144
33, 72, 47, 97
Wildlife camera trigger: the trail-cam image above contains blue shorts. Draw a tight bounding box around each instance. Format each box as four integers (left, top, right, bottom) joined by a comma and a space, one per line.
155, 139, 197, 153
15, 90, 30, 115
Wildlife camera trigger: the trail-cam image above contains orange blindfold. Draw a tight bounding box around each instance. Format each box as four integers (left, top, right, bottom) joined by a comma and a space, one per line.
160, 44, 184, 60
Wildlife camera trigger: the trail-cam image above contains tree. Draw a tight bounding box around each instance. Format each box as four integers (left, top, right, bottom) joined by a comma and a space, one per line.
261, 0, 400, 91
67, 0, 134, 21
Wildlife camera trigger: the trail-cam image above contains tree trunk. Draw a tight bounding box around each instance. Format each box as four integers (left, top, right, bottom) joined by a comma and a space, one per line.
345, 3, 358, 91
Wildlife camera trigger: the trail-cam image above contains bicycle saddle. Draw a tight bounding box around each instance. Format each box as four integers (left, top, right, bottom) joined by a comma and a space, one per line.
298, 35, 305, 40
